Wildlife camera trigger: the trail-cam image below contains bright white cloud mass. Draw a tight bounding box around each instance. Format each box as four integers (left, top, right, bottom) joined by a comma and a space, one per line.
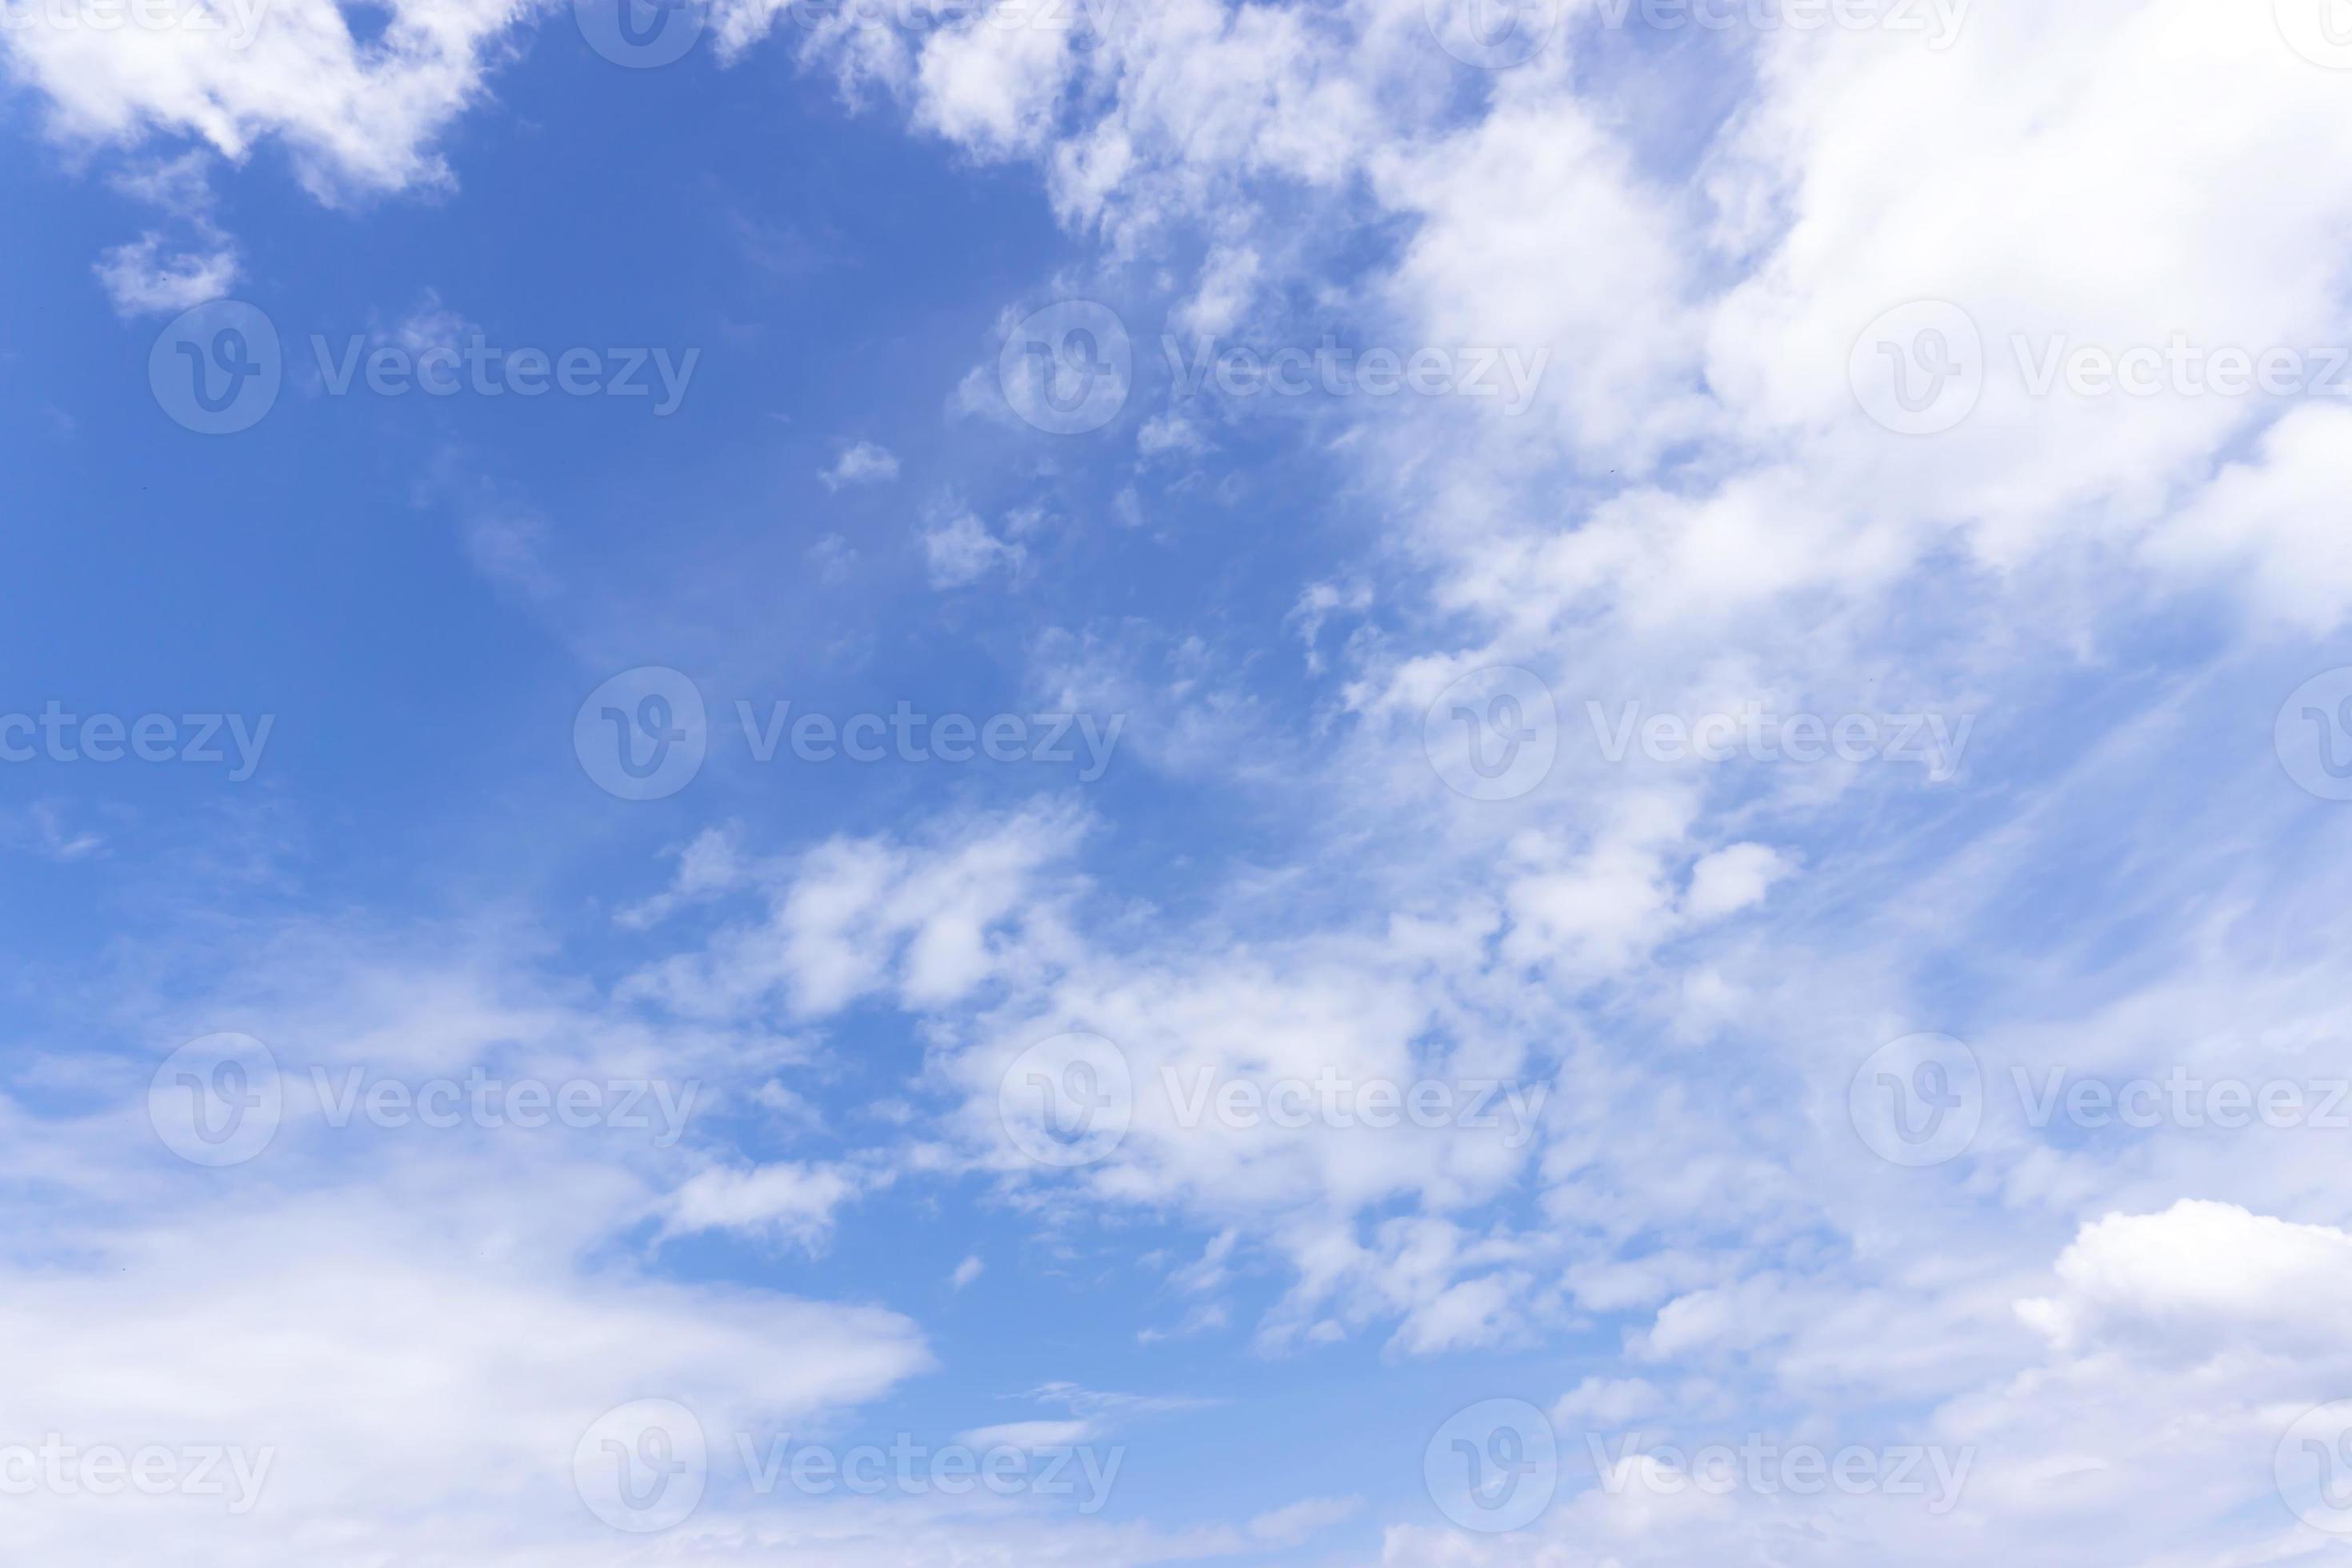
5, 0, 2352, 1562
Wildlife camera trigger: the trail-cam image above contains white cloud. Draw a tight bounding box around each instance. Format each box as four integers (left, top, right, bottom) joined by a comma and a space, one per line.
1682, 843, 1792, 922
2018, 1199, 2352, 1355
823, 439, 902, 490
2, 0, 526, 201
922, 506, 1025, 588
92, 230, 238, 314
620, 806, 1088, 1022
658, 1159, 875, 1250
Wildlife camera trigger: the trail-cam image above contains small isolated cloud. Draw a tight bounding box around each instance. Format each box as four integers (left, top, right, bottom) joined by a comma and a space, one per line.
459, 506, 554, 600
384, 289, 475, 358
658, 1161, 874, 1252
93, 153, 238, 317
811, 533, 858, 585
822, 440, 901, 490
1138, 410, 1205, 458
957, 1418, 1097, 1449
94, 234, 238, 316
1682, 843, 1793, 923
4, 802, 105, 862
1248, 1495, 1362, 1546
952, 1254, 984, 1290
921, 506, 1023, 589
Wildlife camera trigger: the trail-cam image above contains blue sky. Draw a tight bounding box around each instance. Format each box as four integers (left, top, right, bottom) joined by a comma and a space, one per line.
6, 0, 2352, 1562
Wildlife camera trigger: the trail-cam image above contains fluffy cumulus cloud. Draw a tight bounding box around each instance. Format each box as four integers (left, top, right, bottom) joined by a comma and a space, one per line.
1, 0, 531, 198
